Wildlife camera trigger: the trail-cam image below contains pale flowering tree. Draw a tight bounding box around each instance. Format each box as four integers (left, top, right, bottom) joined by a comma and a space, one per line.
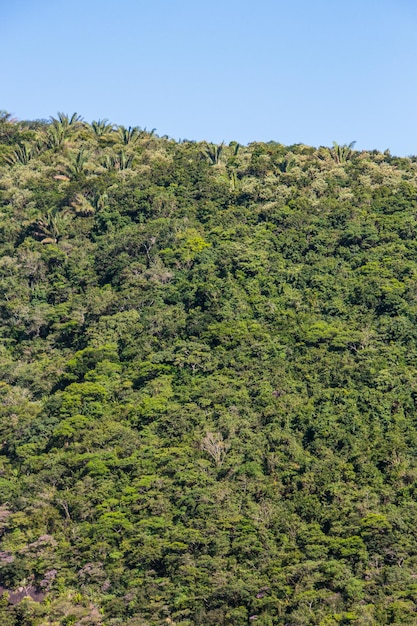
200, 431, 229, 467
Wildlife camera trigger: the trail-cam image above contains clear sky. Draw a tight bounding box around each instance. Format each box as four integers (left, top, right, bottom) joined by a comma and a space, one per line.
3, 0, 417, 155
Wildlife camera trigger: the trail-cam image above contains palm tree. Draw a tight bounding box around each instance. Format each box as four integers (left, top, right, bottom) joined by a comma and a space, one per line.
90, 119, 114, 138
102, 150, 134, 171
25, 207, 72, 243
229, 141, 241, 156
117, 125, 141, 145
50, 112, 83, 131
331, 141, 356, 164
43, 124, 69, 150
70, 193, 95, 216
0, 110, 15, 123
68, 148, 90, 177
0, 110, 19, 142
43, 113, 84, 149
4, 143, 37, 165
203, 142, 224, 165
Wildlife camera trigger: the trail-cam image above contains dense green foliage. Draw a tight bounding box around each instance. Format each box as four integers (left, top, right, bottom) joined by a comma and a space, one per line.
2, 111, 417, 624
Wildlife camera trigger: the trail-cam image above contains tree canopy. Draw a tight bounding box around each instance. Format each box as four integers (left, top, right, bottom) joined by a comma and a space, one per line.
1, 113, 417, 624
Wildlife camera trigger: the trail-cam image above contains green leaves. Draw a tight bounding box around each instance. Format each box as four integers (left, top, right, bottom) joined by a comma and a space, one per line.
3, 114, 417, 624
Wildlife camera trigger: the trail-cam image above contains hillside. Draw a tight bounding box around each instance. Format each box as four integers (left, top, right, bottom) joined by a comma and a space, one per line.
2, 112, 417, 624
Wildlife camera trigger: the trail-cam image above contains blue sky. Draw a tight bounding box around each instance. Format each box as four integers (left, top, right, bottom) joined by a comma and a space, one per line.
3, 0, 417, 155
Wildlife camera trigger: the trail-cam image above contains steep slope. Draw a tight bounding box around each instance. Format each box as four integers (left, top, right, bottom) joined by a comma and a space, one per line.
1, 114, 417, 624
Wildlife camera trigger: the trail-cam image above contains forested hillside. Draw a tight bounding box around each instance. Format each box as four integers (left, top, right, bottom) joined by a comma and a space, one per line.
2, 112, 417, 625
